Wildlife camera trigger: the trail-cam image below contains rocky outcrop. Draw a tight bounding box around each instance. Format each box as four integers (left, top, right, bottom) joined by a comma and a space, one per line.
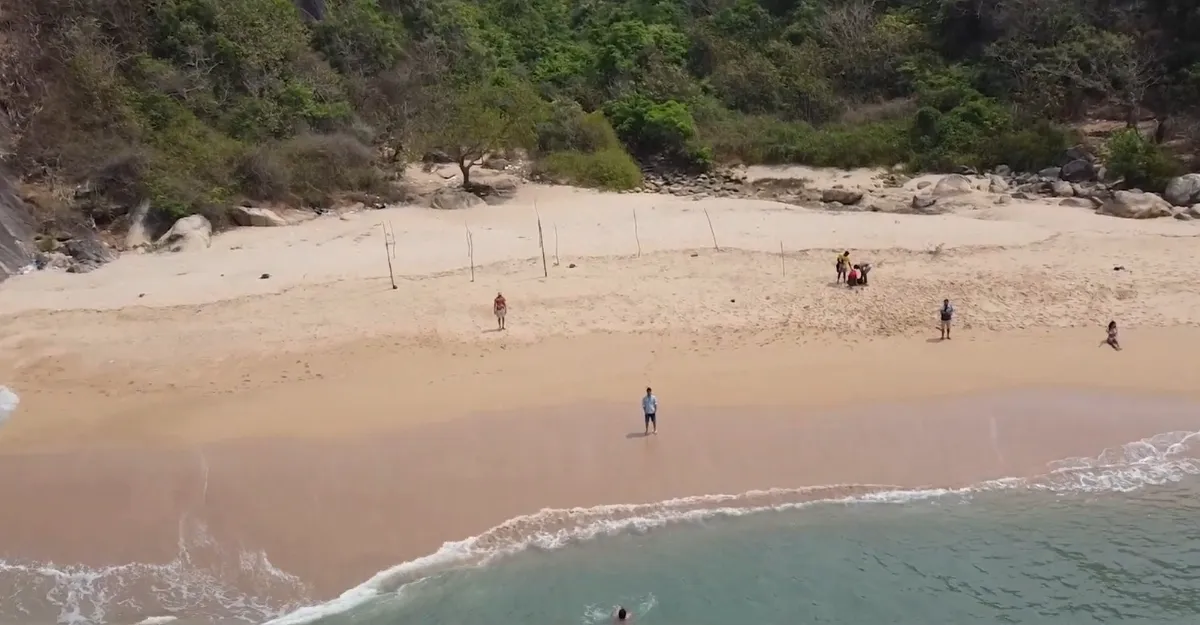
1098, 191, 1174, 219
932, 174, 973, 197
231, 206, 288, 227
0, 173, 35, 282
1164, 174, 1200, 207
820, 188, 863, 205
430, 188, 483, 210
156, 215, 212, 253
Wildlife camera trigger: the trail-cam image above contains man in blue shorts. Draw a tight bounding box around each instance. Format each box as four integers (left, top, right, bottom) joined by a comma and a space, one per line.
642, 387, 658, 435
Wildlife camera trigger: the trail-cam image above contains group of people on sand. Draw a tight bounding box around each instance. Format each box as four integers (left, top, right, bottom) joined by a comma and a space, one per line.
835, 251, 871, 287
835, 250, 1122, 348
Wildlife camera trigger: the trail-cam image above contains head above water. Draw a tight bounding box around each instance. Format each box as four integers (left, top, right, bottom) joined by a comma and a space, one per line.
617, 607, 628, 620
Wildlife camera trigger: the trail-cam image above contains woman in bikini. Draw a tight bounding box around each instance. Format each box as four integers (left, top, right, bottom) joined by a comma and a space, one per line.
1105, 321, 1121, 350
494, 292, 507, 330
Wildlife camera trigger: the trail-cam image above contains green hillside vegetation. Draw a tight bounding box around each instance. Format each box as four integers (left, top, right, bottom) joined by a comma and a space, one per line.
2, 0, 1198, 229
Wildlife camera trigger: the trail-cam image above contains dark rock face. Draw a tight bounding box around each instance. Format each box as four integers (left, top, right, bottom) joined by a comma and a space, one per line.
294, 0, 326, 21
0, 173, 35, 283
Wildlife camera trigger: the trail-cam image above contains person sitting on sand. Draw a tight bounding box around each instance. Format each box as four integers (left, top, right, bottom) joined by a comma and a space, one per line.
836, 251, 850, 284
493, 292, 507, 331
846, 265, 860, 288
615, 607, 631, 621
1105, 320, 1121, 351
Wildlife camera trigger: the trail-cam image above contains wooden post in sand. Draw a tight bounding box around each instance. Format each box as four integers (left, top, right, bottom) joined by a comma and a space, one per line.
703, 208, 720, 251
466, 225, 475, 282
780, 241, 785, 277
553, 223, 560, 266
633, 207, 642, 257
535, 205, 548, 278
381, 223, 397, 289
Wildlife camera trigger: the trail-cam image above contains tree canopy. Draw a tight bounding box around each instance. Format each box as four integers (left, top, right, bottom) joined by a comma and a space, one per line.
2, 0, 1198, 221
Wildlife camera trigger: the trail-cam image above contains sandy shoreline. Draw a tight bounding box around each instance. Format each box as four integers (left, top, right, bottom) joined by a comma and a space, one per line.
3, 391, 1199, 601
2, 174, 1200, 621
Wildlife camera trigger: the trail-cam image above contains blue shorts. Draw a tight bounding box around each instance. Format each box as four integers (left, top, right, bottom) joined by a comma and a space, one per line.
644, 412, 656, 425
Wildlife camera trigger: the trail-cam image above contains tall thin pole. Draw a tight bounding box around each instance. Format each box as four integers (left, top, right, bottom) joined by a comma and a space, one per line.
780, 241, 785, 276
554, 223, 560, 266
466, 225, 475, 282
382, 223, 396, 289
535, 203, 548, 278
703, 208, 719, 251
633, 207, 641, 257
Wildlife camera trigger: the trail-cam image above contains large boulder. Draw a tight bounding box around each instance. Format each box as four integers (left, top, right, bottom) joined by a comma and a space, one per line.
1050, 180, 1074, 197
932, 174, 972, 197
0, 173, 35, 282
231, 206, 288, 227
1163, 174, 1200, 207
1059, 158, 1095, 183
430, 188, 483, 210
821, 188, 864, 205
1098, 190, 1173, 219
156, 215, 212, 252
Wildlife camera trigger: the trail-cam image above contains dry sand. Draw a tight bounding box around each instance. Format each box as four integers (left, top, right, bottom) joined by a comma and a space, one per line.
2, 169, 1200, 615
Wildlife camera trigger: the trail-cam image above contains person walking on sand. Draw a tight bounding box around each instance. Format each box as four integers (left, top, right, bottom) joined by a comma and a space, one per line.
939, 299, 954, 340
1104, 320, 1122, 351
493, 292, 507, 330
642, 387, 658, 435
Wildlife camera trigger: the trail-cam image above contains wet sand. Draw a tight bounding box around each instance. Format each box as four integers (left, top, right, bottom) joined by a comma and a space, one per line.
3, 390, 1199, 602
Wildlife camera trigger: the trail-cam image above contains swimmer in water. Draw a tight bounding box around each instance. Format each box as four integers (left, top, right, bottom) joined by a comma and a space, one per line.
615, 606, 631, 621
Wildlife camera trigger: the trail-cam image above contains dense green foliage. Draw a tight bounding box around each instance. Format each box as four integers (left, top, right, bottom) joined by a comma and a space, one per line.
3, 0, 1199, 225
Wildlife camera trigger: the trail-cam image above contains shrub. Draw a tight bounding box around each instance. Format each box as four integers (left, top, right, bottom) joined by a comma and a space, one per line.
238, 132, 383, 206
1105, 128, 1182, 192
603, 95, 698, 157
537, 101, 623, 153
535, 148, 643, 190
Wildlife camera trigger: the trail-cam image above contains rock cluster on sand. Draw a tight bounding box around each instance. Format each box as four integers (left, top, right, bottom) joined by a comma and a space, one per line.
632, 150, 1200, 221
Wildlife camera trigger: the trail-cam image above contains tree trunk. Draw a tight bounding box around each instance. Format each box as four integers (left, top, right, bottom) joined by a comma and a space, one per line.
459, 158, 472, 187
1153, 115, 1169, 144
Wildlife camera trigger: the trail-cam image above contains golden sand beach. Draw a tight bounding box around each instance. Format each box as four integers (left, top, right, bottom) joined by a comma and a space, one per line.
2, 169, 1200, 622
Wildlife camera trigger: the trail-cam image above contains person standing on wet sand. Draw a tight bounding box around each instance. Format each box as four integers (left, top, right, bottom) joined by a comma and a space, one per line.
939, 299, 954, 340
493, 292, 507, 330
642, 387, 658, 435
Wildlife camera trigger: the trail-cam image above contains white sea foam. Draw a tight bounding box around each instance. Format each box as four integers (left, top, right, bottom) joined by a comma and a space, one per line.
0, 517, 307, 625
262, 428, 1200, 625
0, 385, 18, 427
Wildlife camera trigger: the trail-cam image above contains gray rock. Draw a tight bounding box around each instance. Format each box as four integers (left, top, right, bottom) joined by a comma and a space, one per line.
231, 206, 288, 227
1060, 158, 1095, 183
1050, 180, 1074, 197
1163, 173, 1200, 207
993, 164, 1013, 177
932, 174, 972, 197
1098, 190, 1173, 219
1059, 198, 1094, 208
430, 188, 483, 210
994, 195, 1012, 205
0, 173, 35, 282
916, 181, 932, 190
1038, 166, 1062, 180
63, 237, 118, 266
911, 195, 938, 210
483, 158, 510, 171
987, 175, 1010, 193
820, 189, 864, 205
1174, 212, 1193, 221
156, 215, 213, 252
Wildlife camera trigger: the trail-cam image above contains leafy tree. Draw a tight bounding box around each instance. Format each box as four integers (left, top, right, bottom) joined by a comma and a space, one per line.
416, 79, 546, 186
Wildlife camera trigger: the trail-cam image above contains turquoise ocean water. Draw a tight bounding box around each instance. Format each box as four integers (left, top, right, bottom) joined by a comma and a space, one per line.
275, 431, 1200, 625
